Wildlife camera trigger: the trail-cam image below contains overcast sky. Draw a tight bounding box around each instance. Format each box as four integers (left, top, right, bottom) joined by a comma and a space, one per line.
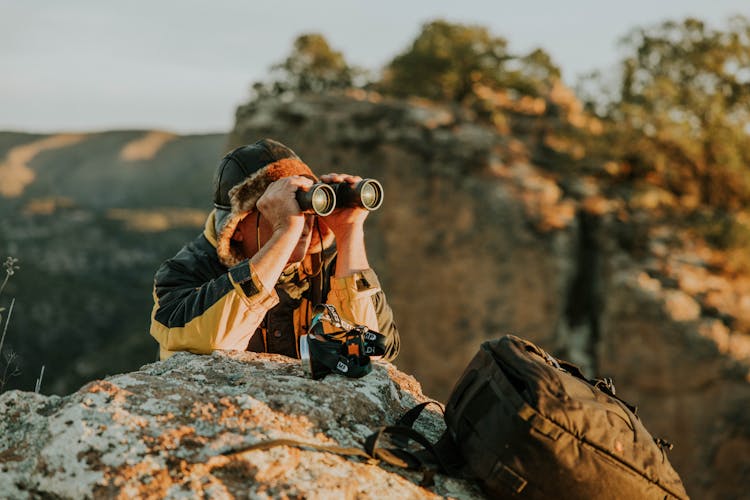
1, 0, 747, 134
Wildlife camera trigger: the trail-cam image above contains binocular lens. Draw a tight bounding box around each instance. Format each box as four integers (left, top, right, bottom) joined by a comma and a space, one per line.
311, 187, 334, 214
358, 180, 383, 210
297, 183, 336, 216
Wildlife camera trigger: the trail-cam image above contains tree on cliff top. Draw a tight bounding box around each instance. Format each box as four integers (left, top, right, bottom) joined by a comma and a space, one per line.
592, 16, 750, 211
254, 33, 362, 97
378, 20, 560, 103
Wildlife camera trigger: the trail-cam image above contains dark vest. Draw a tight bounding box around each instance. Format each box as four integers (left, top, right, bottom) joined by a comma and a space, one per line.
246, 252, 333, 358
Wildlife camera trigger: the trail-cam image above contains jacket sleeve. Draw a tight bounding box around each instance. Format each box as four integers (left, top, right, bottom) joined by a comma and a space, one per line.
326, 268, 400, 361
150, 258, 279, 359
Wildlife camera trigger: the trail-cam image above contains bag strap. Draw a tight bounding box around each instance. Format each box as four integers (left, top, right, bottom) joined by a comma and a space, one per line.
364, 401, 465, 478
222, 401, 458, 487
535, 346, 640, 416
223, 438, 373, 461
390, 400, 444, 446
365, 424, 448, 468
219, 404, 443, 467
222, 433, 436, 486
530, 342, 680, 451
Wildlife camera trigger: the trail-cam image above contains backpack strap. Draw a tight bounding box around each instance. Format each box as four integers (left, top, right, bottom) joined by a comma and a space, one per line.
389, 400, 444, 447
363, 401, 466, 479
309, 251, 324, 309
223, 438, 373, 461
366, 426, 442, 486
222, 401, 460, 487
222, 434, 435, 486
386, 400, 465, 472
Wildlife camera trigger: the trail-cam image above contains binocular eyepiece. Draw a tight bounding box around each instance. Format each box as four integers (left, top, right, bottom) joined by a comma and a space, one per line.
296, 179, 384, 216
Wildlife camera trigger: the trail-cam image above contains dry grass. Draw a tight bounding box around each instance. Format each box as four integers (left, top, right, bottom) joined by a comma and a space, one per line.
119, 131, 177, 162
0, 134, 86, 197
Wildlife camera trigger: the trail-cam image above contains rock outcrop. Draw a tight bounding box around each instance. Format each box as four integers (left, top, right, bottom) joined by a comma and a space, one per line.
0, 352, 481, 499
227, 91, 750, 499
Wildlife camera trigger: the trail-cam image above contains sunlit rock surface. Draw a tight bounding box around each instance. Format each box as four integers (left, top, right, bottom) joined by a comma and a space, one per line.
228, 92, 750, 499
0, 352, 481, 499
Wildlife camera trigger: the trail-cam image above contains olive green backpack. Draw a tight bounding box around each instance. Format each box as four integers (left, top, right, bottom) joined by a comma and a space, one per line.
226, 334, 689, 498
419, 334, 689, 499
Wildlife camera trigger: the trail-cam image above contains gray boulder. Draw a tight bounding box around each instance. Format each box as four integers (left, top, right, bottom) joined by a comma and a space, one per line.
0, 351, 481, 499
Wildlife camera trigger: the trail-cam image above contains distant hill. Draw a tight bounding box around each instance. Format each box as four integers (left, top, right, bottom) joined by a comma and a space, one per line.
0, 130, 227, 394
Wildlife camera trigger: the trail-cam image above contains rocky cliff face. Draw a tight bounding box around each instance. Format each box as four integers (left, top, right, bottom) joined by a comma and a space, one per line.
228, 91, 750, 499
230, 93, 577, 395
0, 352, 480, 499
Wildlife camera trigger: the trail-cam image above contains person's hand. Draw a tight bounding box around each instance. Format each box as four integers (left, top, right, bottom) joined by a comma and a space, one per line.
256, 176, 314, 235
318, 173, 369, 238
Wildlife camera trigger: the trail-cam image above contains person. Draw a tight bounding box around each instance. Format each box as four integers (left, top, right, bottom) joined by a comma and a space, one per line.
149, 138, 399, 363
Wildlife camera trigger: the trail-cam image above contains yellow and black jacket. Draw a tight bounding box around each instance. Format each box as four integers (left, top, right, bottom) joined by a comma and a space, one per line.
150, 213, 400, 361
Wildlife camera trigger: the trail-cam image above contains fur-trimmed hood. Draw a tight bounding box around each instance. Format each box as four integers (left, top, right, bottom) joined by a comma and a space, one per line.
213, 157, 316, 267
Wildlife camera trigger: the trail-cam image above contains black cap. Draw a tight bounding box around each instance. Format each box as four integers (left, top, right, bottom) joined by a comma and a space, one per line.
213, 139, 299, 210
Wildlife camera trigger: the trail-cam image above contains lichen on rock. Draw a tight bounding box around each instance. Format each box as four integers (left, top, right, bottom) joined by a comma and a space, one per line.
0, 351, 481, 499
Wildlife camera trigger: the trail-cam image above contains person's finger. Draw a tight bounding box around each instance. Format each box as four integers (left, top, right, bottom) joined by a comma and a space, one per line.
268, 176, 313, 195
284, 175, 315, 188
320, 173, 349, 183
328, 174, 361, 185
343, 174, 362, 185
320, 173, 362, 185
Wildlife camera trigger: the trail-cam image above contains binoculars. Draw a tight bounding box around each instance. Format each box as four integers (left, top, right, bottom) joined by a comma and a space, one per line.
296, 179, 384, 216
